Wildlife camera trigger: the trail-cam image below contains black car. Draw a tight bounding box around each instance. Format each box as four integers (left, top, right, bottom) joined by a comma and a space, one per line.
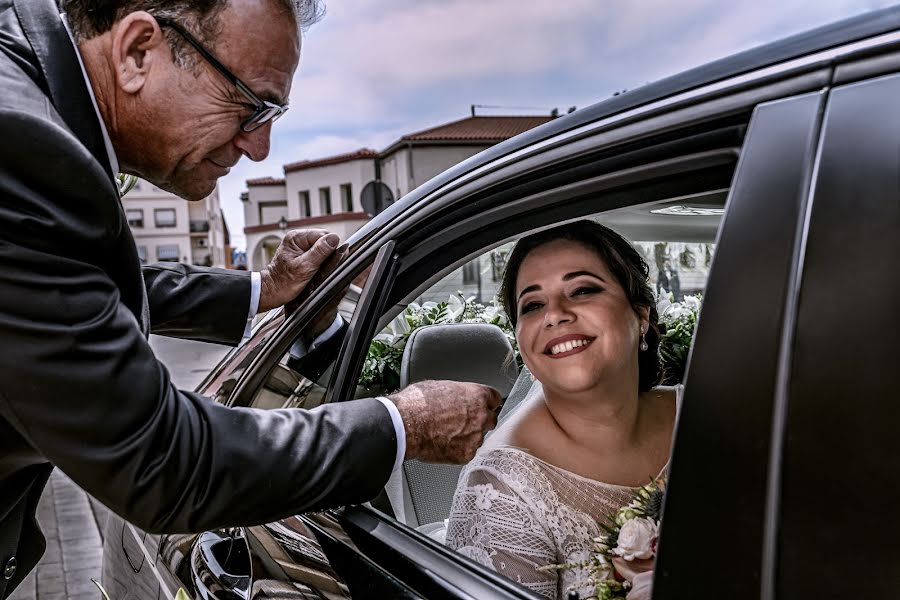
102, 8, 899, 600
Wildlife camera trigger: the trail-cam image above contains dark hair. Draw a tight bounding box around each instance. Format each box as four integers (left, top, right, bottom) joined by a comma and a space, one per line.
62, 0, 325, 68
498, 220, 662, 392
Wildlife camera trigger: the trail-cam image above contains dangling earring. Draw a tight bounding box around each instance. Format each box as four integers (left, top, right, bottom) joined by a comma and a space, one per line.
639, 327, 649, 352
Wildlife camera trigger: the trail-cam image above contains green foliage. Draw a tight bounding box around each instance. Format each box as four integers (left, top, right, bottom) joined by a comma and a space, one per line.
359, 293, 518, 393
657, 294, 701, 385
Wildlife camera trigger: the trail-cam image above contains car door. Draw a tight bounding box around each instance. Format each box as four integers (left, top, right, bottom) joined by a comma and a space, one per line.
774, 71, 900, 598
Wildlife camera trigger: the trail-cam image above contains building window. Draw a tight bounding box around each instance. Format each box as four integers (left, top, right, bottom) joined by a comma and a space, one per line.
319, 187, 332, 215
155, 208, 176, 228
340, 183, 353, 212
137, 245, 148, 264
258, 201, 287, 225
126, 209, 144, 228
299, 191, 311, 217
157, 244, 180, 262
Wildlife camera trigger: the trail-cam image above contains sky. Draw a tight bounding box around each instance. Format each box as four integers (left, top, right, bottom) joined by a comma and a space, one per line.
219, 0, 894, 250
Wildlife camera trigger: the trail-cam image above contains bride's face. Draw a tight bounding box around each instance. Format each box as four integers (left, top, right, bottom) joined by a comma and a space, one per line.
514, 239, 647, 397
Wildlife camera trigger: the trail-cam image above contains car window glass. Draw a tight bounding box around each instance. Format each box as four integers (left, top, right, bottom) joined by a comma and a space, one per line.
198, 308, 285, 404
246, 264, 373, 411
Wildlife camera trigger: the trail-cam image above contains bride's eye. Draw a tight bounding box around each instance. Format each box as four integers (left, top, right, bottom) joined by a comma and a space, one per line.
572, 286, 601, 297
520, 301, 542, 315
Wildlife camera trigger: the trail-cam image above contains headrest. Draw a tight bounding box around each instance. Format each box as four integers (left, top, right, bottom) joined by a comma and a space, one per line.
400, 323, 519, 398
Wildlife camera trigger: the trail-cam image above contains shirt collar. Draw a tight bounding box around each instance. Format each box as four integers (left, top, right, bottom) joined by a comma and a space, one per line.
58, 12, 120, 179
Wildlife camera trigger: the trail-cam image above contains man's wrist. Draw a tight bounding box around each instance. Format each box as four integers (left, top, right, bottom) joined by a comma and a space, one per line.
376, 397, 406, 473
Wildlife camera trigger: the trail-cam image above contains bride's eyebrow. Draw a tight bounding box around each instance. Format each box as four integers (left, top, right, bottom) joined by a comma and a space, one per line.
517, 284, 541, 302
562, 270, 606, 282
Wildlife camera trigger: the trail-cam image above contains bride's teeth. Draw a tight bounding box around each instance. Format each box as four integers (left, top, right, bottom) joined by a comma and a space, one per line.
548, 339, 594, 355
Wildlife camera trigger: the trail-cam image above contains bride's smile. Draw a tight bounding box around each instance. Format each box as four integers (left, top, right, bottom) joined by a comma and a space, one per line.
545, 334, 594, 356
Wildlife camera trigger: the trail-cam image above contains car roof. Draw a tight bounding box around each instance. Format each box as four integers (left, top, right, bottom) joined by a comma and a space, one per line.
352, 4, 900, 243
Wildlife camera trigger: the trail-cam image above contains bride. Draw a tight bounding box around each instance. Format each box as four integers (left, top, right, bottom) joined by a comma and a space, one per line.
446, 220, 679, 600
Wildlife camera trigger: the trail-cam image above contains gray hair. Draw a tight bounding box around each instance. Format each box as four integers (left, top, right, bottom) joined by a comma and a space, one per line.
62, 0, 324, 68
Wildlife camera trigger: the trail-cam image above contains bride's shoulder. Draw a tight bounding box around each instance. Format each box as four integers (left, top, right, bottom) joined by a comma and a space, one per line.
641, 385, 682, 423
642, 385, 679, 404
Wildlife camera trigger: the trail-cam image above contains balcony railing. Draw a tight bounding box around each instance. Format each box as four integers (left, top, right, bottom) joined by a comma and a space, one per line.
189, 220, 210, 233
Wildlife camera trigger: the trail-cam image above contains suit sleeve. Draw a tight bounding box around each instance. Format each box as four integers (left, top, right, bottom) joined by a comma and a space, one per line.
143, 263, 252, 345
0, 109, 398, 533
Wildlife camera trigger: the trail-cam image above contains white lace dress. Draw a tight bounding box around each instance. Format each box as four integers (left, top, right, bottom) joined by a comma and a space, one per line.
445, 389, 679, 600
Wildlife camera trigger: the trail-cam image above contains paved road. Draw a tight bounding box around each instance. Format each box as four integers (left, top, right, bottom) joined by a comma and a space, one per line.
8, 337, 231, 600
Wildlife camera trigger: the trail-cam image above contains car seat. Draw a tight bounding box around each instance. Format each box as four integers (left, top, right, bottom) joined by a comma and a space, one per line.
384, 323, 518, 530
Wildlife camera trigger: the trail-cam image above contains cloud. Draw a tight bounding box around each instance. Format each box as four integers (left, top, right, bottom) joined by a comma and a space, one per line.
218, 0, 894, 250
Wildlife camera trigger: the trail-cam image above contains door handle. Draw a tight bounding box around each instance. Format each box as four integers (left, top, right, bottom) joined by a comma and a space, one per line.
190, 529, 251, 600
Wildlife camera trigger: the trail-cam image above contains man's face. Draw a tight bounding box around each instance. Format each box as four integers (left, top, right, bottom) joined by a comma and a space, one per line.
135, 0, 300, 200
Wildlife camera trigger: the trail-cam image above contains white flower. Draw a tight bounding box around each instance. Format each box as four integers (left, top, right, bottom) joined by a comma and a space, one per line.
683, 294, 702, 312
471, 483, 500, 510
612, 517, 658, 561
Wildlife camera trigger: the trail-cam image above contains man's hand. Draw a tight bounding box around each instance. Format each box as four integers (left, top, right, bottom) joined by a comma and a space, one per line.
259, 229, 340, 313
389, 380, 501, 463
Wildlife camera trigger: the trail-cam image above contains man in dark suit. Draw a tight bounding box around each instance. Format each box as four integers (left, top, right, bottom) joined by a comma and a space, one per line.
0, 0, 500, 596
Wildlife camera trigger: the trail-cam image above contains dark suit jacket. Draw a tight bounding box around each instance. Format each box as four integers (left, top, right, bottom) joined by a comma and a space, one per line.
0, 0, 397, 596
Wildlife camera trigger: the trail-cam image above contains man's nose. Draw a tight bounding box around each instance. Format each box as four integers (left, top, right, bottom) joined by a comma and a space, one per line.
233, 122, 272, 162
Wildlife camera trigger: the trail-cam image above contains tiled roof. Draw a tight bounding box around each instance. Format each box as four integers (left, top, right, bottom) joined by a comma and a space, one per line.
400, 116, 553, 142
284, 148, 379, 173
246, 176, 285, 186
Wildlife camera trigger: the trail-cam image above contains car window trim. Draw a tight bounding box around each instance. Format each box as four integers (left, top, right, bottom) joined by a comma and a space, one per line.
331, 506, 540, 600
228, 242, 396, 407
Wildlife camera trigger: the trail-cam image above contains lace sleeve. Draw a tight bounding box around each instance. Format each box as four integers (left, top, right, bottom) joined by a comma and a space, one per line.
446, 462, 558, 599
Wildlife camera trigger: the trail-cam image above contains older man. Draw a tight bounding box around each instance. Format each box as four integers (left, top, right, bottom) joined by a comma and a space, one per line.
0, 0, 499, 595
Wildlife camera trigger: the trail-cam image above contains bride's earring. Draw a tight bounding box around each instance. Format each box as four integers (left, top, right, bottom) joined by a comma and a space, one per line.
639, 327, 649, 352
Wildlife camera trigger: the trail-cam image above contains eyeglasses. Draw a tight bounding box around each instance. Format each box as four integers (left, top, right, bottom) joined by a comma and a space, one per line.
155, 16, 288, 132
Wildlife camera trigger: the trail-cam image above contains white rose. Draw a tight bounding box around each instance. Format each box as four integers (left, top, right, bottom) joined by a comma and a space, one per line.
612, 517, 658, 561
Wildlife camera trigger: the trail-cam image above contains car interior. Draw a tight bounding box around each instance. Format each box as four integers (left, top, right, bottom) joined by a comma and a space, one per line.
363, 191, 726, 541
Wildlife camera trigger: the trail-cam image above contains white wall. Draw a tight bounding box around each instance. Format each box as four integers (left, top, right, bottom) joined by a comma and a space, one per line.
243, 183, 287, 228
284, 159, 375, 219
124, 180, 228, 267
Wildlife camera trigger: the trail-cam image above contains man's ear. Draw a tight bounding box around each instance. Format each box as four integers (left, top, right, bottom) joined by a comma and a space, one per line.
111, 12, 166, 94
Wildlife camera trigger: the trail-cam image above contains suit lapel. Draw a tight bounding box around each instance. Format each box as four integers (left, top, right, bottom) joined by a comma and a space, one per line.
13, 0, 113, 185
13, 0, 150, 338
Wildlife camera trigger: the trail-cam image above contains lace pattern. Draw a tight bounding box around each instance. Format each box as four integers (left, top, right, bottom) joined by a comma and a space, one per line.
446, 446, 647, 599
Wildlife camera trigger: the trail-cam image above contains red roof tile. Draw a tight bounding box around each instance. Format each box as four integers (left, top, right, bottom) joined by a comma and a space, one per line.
400, 116, 553, 142
284, 148, 379, 173
246, 176, 285, 186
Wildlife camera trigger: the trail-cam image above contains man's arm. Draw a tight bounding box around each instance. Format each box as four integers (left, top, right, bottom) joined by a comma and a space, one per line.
0, 112, 399, 532
143, 263, 253, 345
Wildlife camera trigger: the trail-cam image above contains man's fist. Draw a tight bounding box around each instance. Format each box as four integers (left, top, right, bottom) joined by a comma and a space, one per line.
258, 229, 340, 313
389, 380, 501, 463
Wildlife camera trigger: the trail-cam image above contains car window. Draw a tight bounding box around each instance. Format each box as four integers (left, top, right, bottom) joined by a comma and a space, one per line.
198, 308, 286, 403
355, 195, 725, 599
244, 264, 374, 411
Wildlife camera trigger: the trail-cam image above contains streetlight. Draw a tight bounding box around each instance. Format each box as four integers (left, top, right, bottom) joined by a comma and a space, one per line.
278, 215, 289, 231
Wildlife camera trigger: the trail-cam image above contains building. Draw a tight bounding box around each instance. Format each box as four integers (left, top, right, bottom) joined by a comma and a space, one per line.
242, 115, 553, 271
122, 178, 230, 268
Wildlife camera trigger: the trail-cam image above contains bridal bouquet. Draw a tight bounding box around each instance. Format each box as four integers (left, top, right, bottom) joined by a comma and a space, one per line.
542, 477, 666, 600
